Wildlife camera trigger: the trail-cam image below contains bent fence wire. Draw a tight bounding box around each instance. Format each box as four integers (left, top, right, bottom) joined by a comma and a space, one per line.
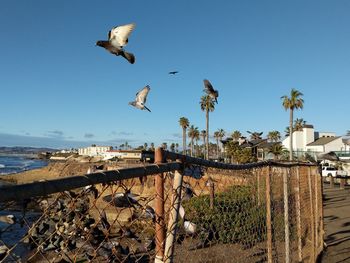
0, 148, 323, 263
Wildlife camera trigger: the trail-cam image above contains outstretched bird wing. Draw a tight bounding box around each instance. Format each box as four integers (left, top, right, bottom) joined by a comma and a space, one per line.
136, 85, 151, 104
109, 23, 136, 47
203, 79, 215, 93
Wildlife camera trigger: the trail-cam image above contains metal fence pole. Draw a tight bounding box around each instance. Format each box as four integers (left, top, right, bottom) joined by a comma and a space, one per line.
155, 147, 165, 262
283, 168, 290, 263
164, 170, 184, 263
294, 166, 302, 262
308, 166, 315, 263
265, 166, 273, 263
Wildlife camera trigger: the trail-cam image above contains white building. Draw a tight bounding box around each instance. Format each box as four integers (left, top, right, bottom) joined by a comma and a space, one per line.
78, 145, 112, 156
282, 124, 348, 157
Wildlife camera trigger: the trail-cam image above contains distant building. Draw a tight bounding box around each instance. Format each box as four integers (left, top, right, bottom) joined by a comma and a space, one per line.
78, 145, 112, 156
282, 124, 349, 159
103, 150, 154, 162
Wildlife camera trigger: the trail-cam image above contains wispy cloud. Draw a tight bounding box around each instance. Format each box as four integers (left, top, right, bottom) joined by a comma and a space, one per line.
109, 131, 133, 136
171, 133, 182, 139
84, 133, 94, 139
46, 130, 64, 138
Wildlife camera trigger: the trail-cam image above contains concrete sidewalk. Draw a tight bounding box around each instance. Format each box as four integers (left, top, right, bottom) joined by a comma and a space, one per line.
320, 184, 350, 262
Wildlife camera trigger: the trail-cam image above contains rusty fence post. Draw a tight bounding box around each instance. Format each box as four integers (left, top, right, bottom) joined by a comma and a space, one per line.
294, 166, 302, 262
164, 169, 184, 263
155, 147, 165, 262
265, 166, 273, 263
283, 167, 290, 263
308, 166, 315, 263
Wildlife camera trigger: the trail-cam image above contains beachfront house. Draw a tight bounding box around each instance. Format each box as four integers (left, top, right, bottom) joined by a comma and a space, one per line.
282, 124, 349, 160
78, 145, 112, 157
103, 150, 154, 162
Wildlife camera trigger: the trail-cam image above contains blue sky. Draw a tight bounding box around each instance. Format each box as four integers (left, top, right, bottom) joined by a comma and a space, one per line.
1, 0, 349, 149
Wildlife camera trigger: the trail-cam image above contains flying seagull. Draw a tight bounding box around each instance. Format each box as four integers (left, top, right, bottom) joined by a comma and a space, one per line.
203, 79, 219, 103
96, 23, 136, 64
129, 85, 151, 112
169, 71, 179, 75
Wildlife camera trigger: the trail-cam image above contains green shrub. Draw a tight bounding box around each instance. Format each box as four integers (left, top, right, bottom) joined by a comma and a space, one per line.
182, 185, 266, 247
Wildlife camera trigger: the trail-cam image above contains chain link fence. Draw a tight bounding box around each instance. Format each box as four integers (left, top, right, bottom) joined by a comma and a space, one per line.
0, 149, 323, 262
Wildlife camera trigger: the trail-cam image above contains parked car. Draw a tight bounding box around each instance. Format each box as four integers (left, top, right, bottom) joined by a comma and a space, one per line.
321, 166, 348, 177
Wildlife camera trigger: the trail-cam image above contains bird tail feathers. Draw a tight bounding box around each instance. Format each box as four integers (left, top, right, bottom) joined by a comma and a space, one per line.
120, 50, 135, 64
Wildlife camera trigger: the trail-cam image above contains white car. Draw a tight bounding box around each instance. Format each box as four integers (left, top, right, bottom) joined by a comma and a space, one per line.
321, 166, 348, 178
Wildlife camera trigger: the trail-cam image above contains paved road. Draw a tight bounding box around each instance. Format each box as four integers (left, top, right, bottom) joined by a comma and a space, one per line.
320, 184, 350, 262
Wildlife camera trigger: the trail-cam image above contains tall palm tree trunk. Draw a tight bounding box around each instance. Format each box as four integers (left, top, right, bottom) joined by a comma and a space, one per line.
190, 138, 194, 157
183, 128, 186, 155
216, 138, 219, 158
206, 109, 209, 160
289, 109, 293, 161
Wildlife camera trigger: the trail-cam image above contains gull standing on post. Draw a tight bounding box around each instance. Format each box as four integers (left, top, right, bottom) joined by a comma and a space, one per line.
203, 79, 219, 104
96, 23, 136, 64
129, 85, 151, 112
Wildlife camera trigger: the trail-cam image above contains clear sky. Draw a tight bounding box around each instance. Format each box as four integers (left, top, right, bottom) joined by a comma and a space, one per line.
1, 0, 349, 149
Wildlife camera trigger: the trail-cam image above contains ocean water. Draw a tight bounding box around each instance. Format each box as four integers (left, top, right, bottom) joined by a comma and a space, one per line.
0, 155, 48, 175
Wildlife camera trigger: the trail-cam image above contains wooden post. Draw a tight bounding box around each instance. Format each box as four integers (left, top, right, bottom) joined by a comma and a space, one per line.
256, 168, 261, 206
208, 177, 215, 209
319, 167, 325, 252
155, 147, 165, 262
164, 170, 184, 263
294, 166, 302, 262
283, 168, 290, 263
265, 166, 273, 263
308, 167, 315, 263
330, 176, 334, 188
340, 178, 345, 189
314, 167, 319, 255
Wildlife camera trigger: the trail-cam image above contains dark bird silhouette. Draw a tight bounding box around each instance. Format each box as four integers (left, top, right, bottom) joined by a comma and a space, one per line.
203, 79, 219, 103
168, 71, 179, 75
96, 23, 136, 64
129, 85, 151, 112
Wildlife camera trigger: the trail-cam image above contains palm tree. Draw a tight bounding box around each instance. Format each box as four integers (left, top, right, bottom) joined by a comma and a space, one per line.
193, 127, 200, 157
268, 143, 285, 160
214, 131, 220, 158
247, 131, 263, 140
267, 131, 281, 142
150, 142, 155, 151
284, 126, 290, 137
218, 129, 225, 158
200, 130, 207, 156
294, 118, 306, 131
188, 125, 197, 156
170, 143, 175, 152
162, 142, 167, 150
200, 95, 215, 159
143, 143, 148, 150
179, 117, 190, 155
175, 143, 179, 153
231, 130, 241, 142
281, 88, 304, 160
